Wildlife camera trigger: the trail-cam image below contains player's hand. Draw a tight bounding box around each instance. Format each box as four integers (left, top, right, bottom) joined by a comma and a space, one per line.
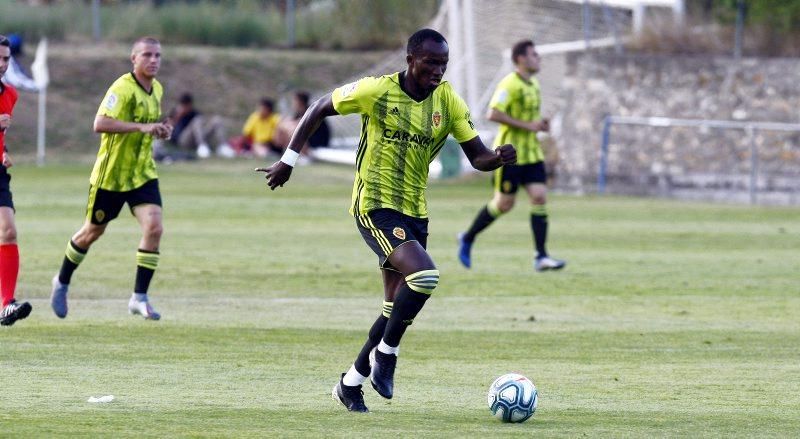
2, 151, 12, 168
255, 161, 293, 191
0, 114, 11, 131
160, 123, 173, 140
530, 119, 550, 133
152, 122, 172, 139
495, 144, 516, 165
141, 122, 172, 139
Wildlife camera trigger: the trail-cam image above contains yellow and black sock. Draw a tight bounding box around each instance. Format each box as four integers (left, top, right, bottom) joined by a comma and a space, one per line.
134, 249, 160, 295
463, 201, 502, 242
530, 204, 548, 258
58, 240, 88, 284
382, 270, 439, 347
353, 301, 392, 376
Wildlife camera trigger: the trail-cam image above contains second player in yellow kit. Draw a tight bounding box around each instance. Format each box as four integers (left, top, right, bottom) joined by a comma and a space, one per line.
458, 39, 566, 272
51, 37, 172, 321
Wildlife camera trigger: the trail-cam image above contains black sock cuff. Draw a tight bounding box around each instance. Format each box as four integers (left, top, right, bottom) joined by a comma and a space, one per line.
69, 240, 88, 254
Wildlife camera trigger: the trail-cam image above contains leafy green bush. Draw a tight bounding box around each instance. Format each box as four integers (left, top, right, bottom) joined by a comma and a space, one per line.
714, 0, 800, 33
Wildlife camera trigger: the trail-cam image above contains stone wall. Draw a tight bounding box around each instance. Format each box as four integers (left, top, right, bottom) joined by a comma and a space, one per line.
552, 52, 800, 204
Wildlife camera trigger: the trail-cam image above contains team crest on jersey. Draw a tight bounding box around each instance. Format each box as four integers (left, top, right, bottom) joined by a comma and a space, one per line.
392, 227, 406, 240
495, 89, 509, 104
95, 209, 105, 223
105, 93, 118, 110
432, 111, 442, 128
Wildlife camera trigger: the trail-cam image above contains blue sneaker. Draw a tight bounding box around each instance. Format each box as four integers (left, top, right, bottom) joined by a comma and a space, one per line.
50, 275, 69, 319
457, 232, 472, 269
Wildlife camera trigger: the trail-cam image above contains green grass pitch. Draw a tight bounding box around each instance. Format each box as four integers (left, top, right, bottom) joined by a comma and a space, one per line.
2, 160, 799, 437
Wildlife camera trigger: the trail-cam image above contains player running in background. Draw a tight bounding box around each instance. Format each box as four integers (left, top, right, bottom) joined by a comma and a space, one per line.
257, 28, 516, 412
458, 39, 566, 272
0, 34, 32, 326
50, 37, 172, 320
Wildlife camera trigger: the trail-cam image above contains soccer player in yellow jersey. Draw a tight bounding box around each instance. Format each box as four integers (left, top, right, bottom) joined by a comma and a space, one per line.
50, 37, 172, 320
257, 29, 516, 412
458, 39, 566, 272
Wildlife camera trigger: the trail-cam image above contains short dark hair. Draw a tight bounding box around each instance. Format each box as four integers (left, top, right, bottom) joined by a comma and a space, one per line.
511, 39, 535, 63
407, 28, 447, 56
260, 98, 274, 111
179, 93, 193, 105
295, 91, 310, 108
0, 35, 9, 48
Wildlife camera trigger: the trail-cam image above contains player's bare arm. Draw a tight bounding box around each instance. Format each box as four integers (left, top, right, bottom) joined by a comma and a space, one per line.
487, 108, 549, 133
2, 114, 12, 167
0, 113, 11, 131
459, 136, 516, 172
93, 115, 172, 139
256, 93, 339, 190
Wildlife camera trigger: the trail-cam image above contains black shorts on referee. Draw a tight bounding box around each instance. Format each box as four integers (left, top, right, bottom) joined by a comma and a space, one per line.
492, 161, 547, 194
86, 178, 162, 225
0, 166, 13, 210
355, 208, 429, 271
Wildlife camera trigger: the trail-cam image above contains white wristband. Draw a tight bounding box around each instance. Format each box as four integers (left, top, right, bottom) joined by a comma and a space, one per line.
280, 149, 300, 167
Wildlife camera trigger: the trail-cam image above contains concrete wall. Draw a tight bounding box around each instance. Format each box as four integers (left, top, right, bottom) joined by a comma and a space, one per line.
552, 52, 800, 204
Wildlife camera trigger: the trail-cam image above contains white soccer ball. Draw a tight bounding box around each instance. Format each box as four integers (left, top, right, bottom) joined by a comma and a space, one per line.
487, 373, 538, 423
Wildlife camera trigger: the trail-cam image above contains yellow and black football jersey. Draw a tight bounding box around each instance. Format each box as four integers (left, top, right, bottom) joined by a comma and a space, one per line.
332, 73, 479, 218
90, 73, 163, 191
489, 72, 544, 165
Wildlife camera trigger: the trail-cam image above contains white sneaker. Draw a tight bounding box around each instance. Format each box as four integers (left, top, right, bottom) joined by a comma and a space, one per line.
128, 297, 161, 320
196, 143, 211, 159
534, 256, 566, 272
216, 143, 236, 158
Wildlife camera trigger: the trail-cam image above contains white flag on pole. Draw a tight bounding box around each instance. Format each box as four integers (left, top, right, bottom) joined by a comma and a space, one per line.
31, 38, 49, 90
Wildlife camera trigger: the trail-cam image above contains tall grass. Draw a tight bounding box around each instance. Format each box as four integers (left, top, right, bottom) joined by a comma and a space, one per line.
101, 1, 285, 47
0, 0, 438, 49
630, 15, 800, 57
0, 1, 77, 41
296, 0, 440, 50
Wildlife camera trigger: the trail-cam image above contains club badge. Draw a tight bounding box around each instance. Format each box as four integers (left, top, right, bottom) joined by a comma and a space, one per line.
105, 93, 118, 110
